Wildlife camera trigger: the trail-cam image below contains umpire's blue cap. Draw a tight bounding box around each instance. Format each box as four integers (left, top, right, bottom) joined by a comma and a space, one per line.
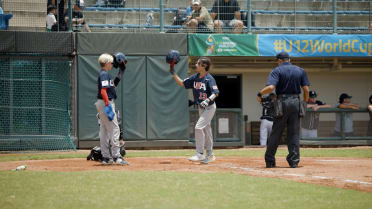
276, 51, 290, 60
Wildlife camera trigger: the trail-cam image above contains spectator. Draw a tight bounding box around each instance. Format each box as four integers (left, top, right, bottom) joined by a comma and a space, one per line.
257, 93, 276, 146
186, 0, 214, 33
46, 5, 58, 32
301, 90, 331, 138
367, 95, 372, 136
186, 0, 193, 17
210, 0, 244, 34
64, 0, 91, 32
334, 93, 359, 136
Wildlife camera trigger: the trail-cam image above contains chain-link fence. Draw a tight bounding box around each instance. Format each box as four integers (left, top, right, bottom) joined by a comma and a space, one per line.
1, 0, 371, 33
0, 56, 76, 151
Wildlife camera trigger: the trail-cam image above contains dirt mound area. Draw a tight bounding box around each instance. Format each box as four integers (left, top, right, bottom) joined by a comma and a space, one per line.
1, 156, 371, 192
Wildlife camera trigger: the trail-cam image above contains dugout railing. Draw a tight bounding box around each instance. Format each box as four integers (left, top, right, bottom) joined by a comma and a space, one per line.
189, 108, 244, 147
301, 107, 372, 145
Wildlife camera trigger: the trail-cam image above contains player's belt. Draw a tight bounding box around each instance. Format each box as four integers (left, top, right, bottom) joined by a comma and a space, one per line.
97, 98, 113, 101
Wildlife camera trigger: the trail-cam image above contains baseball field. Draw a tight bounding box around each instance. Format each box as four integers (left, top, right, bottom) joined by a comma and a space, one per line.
0, 146, 372, 209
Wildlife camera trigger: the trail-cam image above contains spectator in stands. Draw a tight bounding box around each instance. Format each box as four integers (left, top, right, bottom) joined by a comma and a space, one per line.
301, 90, 331, 138
186, 0, 214, 33
210, 0, 244, 34
46, 5, 58, 32
334, 93, 360, 136
0, 0, 4, 14
64, 0, 91, 32
367, 95, 372, 136
186, 1, 193, 17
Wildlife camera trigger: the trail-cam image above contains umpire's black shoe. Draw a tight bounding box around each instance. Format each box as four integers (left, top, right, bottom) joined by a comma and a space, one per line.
289, 164, 298, 168
266, 163, 276, 168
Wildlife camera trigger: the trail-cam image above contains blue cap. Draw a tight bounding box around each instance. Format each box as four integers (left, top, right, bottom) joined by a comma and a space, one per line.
309, 91, 317, 98
276, 51, 290, 60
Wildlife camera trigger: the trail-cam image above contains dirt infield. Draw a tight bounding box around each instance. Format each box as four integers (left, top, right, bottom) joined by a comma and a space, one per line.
1, 155, 371, 192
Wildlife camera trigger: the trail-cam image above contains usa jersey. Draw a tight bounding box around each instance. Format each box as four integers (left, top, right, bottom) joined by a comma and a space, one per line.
97, 70, 117, 100
183, 73, 219, 105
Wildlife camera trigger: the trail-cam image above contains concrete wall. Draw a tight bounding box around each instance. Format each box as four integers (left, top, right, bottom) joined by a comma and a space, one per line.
3, 0, 46, 31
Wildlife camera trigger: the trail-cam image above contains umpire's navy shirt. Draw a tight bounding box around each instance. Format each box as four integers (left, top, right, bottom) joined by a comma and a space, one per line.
97, 70, 117, 100
266, 62, 310, 95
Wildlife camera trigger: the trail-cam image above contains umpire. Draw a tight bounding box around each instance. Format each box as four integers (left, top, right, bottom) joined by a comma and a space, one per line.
257, 52, 310, 168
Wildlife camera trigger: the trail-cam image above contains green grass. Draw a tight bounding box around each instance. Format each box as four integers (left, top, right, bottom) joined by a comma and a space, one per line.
0, 170, 371, 209
1, 147, 372, 162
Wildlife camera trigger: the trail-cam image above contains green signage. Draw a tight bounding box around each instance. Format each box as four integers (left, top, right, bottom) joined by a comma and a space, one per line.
188, 34, 259, 56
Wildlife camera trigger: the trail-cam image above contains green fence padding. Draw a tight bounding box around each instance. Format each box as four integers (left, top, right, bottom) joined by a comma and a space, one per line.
120, 57, 147, 140
14, 32, 74, 55
77, 33, 188, 56
0, 57, 75, 151
146, 56, 189, 140
78, 55, 147, 141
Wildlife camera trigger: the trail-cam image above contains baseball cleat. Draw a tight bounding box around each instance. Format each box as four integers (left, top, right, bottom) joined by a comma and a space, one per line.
101, 157, 112, 165
200, 155, 216, 164
114, 157, 129, 165
188, 153, 205, 161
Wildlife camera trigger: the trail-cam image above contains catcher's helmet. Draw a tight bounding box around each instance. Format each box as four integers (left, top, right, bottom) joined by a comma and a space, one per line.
166, 50, 180, 64
113, 52, 127, 69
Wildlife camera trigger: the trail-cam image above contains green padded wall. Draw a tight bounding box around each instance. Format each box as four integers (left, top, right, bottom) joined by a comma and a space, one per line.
146, 56, 189, 140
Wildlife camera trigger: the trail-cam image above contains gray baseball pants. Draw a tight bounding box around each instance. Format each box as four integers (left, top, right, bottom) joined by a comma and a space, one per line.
260, 119, 273, 146
195, 103, 216, 156
95, 99, 121, 160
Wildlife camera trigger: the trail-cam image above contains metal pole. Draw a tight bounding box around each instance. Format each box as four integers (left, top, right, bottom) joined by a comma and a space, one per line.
369, 0, 371, 33
332, 0, 337, 34
247, 0, 252, 34
341, 112, 345, 140
294, 0, 297, 33
139, 0, 141, 30
159, 0, 164, 32
68, 0, 72, 32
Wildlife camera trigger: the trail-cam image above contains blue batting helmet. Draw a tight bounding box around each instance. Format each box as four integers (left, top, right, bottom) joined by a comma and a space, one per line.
113, 52, 127, 68
166, 50, 180, 64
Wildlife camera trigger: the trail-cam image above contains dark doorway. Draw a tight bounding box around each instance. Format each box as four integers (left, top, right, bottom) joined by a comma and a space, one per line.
214, 75, 241, 108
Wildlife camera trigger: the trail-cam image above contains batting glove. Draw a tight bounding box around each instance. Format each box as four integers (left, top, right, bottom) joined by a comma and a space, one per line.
200, 99, 210, 108
104, 104, 115, 121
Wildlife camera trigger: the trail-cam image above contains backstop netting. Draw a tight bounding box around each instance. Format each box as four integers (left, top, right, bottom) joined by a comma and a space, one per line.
0, 57, 76, 151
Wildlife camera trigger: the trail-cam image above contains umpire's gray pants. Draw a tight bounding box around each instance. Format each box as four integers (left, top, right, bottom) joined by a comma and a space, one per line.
95, 99, 121, 159
195, 103, 216, 156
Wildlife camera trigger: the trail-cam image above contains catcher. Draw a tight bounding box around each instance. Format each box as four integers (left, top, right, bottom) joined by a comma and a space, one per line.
167, 50, 219, 164
94, 52, 129, 165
